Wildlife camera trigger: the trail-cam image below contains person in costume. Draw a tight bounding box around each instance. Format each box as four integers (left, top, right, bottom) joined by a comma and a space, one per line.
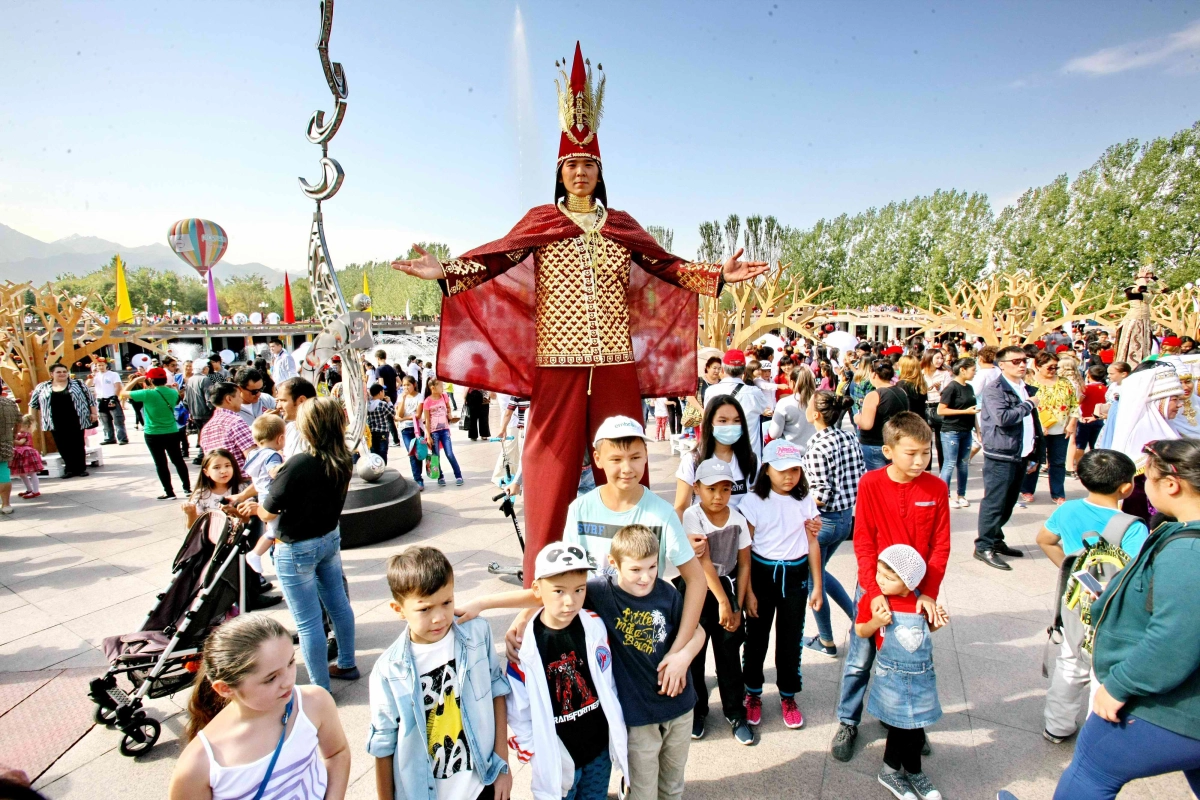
393, 43, 768, 584
1115, 264, 1168, 366
1162, 355, 1200, 439
1106, 363, 1185, 520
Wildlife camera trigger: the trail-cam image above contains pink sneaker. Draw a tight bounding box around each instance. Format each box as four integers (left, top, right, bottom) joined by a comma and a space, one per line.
781, 697, 805, 729
744, 693, 763, 726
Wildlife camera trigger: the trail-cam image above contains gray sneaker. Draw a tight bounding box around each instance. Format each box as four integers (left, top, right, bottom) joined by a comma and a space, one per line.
906, 771, 943, 800
831, 722, 858, 762
877, 769, 918, 800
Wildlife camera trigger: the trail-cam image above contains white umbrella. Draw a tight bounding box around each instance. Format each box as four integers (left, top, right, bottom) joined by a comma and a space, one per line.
824, 331, 858, 353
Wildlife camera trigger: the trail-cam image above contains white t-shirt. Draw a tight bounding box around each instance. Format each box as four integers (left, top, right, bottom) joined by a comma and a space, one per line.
92, 371, 124, 399
283, 420, 307, 461
399, 394, 422, 430
1002, 375, 1036, 457
682, 505, 751, 578
654, 397, 669, 417
675, 453, 750, 508
408, 633, 485, 800
969, 365, 1000, 399
737, 491, 820, 561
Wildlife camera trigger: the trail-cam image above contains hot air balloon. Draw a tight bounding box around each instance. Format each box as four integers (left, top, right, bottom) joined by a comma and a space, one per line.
168, 218, 228, 324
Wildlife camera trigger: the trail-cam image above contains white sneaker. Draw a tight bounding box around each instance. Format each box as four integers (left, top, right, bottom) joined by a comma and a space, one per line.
0, 505, 13, 516
957, 497, 970, 509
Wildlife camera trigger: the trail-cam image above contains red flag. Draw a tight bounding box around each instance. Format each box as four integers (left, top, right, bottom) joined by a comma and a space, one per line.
283, 273, 296, 324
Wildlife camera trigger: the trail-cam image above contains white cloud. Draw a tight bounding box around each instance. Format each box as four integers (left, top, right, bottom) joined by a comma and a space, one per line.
1063, 20, 1200, 76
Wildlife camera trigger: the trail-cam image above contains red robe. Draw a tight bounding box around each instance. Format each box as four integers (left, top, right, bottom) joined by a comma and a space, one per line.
435, 204, 710, 399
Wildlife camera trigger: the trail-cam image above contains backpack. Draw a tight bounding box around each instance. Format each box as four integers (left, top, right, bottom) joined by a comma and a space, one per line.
1044, 511, 1139, 669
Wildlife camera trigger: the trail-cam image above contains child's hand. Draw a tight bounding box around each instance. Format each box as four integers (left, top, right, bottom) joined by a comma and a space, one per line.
809, 589, 824, 612
268, 464, 282, 479
804, 517, 822, 537
689, 534, 708, 559
929, 604, 950, 631
656, 651, 690, 697
744, 589, 758, 619
870, 594, 891, 619
455, 600, 483, 622
915, 594, 938, 624
717, 598, 738, 632
872, 604, 892, 628
492, 769, 512, 800
180, 500, 196, 515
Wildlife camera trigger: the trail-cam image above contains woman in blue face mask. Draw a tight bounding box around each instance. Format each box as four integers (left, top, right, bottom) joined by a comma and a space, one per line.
673, 396, 759, 518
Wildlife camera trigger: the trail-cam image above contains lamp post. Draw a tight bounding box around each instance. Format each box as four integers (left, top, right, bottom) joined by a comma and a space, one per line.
163, 298, 175, 321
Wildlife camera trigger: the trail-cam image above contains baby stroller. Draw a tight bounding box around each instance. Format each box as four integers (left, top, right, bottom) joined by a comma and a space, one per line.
88, 510, 256, 757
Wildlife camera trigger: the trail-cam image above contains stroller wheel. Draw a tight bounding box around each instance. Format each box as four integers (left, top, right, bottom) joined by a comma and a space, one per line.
119, 718, 161, 757
93, 704, 118, 726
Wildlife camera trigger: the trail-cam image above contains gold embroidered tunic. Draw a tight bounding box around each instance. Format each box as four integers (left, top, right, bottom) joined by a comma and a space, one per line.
440, 203, 723, 368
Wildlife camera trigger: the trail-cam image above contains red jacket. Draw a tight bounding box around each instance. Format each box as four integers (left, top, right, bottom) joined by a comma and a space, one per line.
853, 468, 951, 604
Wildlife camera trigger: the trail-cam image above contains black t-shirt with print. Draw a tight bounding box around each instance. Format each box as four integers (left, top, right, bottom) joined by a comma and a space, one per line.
584, 576, 696, 727
939, 381, 977, 433
532, 614, 608, 767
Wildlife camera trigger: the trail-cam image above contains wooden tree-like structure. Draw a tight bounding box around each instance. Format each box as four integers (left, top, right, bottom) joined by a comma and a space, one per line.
0, 281, 169, 448
913, 273, 1127, 345
1151, 286, 1200, 339
699, 263, 830, 350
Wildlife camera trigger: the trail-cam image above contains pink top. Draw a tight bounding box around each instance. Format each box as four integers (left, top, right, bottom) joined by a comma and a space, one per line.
422, 395, 450, 432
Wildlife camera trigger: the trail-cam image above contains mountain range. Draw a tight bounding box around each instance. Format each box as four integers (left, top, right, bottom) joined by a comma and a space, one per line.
0, 222, 295, 286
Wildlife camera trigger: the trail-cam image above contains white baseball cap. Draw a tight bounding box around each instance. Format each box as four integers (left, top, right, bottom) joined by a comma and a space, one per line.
591, 415, 655, 447
762, 439, 805, 471
533, 542, 596, 580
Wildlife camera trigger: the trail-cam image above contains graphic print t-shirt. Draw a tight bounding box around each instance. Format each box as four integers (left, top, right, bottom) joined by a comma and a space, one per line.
409, 634, 485, 800
532, 615, 608, 768
584, 576, 696, 727
562, 486, 694, 580
682, 505, 751, 578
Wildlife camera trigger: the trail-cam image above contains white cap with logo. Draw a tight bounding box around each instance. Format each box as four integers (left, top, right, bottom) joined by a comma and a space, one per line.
533, 542, 596, 580
762, 439, 805, 471
592, 415, 655, 447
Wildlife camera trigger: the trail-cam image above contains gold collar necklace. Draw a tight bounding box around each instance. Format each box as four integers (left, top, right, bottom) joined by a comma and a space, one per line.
565, 194, 595, 213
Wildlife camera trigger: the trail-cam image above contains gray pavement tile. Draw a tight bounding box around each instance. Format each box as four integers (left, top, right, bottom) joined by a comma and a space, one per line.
61, 594, 159, 647
0, 585, 27, 614
0, 625, 93, 672
31, 573, 160, 624
0, 602, 60, 646
0, 546, 98, 587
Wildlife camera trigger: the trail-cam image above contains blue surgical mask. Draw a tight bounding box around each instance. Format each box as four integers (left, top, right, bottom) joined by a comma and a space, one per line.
712, 425, 743, 445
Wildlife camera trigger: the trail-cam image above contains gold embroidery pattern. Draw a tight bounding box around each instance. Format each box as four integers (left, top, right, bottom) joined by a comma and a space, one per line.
533, 235, 635, 367
671, 262, 723, 297
441, 258, 490, 296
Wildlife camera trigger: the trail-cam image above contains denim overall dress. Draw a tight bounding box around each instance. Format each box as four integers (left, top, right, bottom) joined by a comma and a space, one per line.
866, 611, 942, 729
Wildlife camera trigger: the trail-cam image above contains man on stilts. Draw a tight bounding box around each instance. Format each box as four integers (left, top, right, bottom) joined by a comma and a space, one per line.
394, 42, 767, 585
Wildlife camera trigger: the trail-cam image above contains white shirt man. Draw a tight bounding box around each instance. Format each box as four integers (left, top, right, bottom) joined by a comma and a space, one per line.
91, 365, 124, 399
269, 341, 297, 385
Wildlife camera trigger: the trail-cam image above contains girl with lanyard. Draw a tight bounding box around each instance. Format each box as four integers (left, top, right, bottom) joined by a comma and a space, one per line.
168, 614, 350, 800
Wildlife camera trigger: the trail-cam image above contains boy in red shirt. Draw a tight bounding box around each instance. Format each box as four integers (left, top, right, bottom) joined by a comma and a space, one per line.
1072, 364, 1109, 474
829, 411, 951, 763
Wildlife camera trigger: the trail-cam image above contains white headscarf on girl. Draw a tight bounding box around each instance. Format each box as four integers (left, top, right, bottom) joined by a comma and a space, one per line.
1108, 364, 1184, 472
1161, 355, 1200, 440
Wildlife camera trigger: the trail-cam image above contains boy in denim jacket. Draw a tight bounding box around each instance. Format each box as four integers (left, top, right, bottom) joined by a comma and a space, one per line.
367, 547, 512, 800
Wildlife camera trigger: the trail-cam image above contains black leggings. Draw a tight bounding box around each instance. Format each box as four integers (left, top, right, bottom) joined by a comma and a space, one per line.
743, 558, 808, 696
145, 432, 191, 496
883, 724, 925, 774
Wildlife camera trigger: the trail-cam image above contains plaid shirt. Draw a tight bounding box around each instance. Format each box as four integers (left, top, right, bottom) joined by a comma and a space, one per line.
849, 378, 872, 417
802, 426, 865, 513
366, 399, 396, 434
199, 407, 256, 469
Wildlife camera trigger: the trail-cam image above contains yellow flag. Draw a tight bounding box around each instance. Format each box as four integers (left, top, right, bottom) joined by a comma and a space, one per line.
114, 254, 134, 323
362, 271, 372, 311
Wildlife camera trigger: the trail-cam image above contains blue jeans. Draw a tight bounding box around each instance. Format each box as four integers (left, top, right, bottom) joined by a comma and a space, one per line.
836, 586, 877, 726
1023, 432, 1069, 500
564, 750, 612, 800
1054, 713, 1200, 800
273, 528, 357, 690
400, 426, 423, 485
861, 444, 888, 472
807, 507, 856, 644
429, 428, 462, 481
939, 429, 972, 497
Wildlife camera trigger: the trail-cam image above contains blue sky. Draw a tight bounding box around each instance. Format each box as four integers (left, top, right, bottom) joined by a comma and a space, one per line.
2, 1, 1199, 272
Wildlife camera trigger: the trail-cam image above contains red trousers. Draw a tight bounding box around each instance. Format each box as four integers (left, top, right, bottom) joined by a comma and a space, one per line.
522, 363, 647, 586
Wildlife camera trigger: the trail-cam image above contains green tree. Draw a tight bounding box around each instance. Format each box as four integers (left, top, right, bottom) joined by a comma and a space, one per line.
646, 226, 674, 253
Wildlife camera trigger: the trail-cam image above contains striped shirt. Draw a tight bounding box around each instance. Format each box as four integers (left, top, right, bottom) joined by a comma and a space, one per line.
29, 380, 95, 432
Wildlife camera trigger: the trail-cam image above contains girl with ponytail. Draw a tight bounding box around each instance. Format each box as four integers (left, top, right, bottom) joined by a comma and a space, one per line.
169, 614, 350, 800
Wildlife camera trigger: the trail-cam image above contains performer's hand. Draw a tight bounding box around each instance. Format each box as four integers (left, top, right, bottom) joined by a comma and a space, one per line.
391, 245, 445, 280
721, 248, 770, 284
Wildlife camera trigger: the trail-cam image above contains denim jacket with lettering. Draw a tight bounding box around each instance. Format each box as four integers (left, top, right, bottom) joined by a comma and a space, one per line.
366, 618, 510, 800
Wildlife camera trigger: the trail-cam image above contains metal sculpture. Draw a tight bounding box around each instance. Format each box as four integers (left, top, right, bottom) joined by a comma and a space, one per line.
298, 0, 377, 476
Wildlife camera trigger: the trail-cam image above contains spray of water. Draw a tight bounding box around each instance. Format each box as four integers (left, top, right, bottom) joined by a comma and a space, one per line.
512, 5, 543, 210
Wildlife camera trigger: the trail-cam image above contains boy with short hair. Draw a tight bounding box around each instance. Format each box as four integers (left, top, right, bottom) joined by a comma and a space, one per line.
681, 458, 753, 745
463, 531, 705, 800
1035, 449, 1148, 745
506, 543, 628, 800
242, 413, 287, 575
830, 411, 951, 764
366, 383, 397, 464
367, 547, 512, 800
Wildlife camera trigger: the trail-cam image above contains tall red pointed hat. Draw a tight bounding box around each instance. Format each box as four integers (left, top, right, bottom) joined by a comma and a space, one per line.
556, 42, 604, 164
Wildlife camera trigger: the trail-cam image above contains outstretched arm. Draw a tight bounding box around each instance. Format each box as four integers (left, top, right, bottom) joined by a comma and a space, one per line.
393, 245, 533, 297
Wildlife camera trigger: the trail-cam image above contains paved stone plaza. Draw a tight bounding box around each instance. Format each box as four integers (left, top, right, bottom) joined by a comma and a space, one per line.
0, 417, 1189, 799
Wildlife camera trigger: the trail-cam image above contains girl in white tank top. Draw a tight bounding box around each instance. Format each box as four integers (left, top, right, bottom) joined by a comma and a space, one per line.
168, 615, 350, 800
